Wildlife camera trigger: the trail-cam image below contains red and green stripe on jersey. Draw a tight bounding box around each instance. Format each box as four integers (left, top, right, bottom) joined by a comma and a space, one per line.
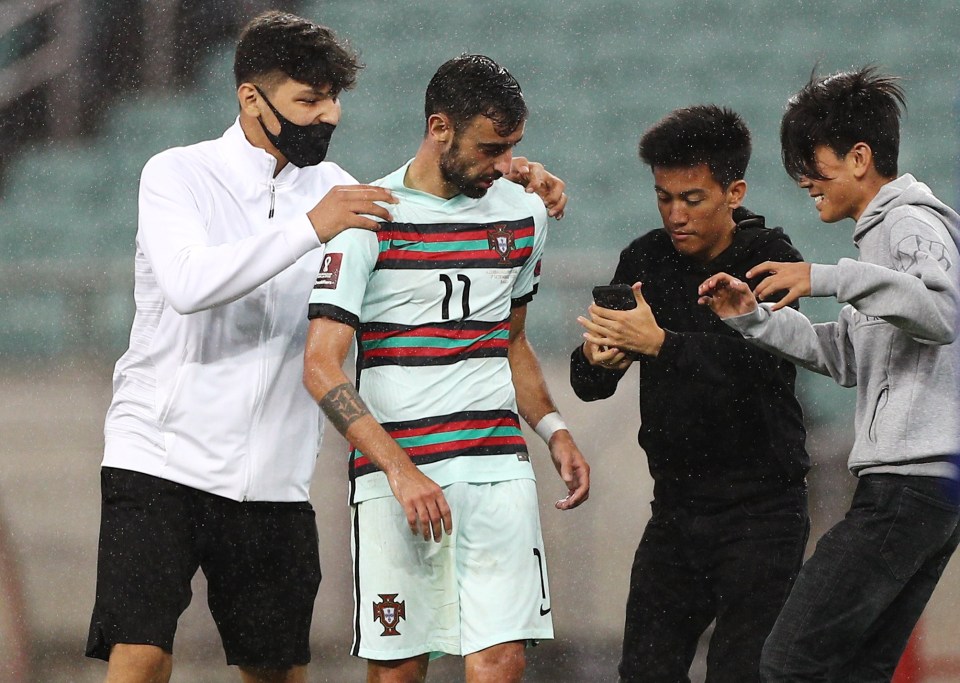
358, 318, 509, 368
377, 217, 534, 269
349, 409, 527, 477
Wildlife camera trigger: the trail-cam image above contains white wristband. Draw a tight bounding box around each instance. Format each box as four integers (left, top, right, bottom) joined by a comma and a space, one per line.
535, 412, 568, 443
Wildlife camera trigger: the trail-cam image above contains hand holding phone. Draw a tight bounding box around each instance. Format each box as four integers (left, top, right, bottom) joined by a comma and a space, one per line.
592, 284, 637, 311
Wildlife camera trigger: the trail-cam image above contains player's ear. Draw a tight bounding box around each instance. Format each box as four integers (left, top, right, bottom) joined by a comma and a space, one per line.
427, 113, 453, 144
726, 179, 747, 209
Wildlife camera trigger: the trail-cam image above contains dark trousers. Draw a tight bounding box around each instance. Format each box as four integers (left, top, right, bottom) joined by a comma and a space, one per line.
761, 474, 960, 682
619, 486, 809, 683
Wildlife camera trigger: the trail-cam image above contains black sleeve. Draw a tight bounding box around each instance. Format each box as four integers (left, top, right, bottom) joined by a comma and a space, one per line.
654, 328, 783, 386
569, 343, 627, 401
652, 233, 804, 386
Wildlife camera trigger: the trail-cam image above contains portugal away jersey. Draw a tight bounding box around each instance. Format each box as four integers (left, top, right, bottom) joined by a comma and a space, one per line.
308, 161, 548, 503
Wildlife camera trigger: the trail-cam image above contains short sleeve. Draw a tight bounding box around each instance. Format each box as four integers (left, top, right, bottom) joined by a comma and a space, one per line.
307, 228, 380, 328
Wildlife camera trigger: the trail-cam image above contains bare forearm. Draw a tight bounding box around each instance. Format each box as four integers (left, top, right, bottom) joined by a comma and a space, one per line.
303, 319, 451, 540
318, 381, 368, 434
303, 319, 417, 476
509, 332, 558, 428
317, 382, 416, 475
317, 382, 450, 539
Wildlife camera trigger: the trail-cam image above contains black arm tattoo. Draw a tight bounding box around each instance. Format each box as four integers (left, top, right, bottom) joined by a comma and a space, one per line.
319, 382, 370, 434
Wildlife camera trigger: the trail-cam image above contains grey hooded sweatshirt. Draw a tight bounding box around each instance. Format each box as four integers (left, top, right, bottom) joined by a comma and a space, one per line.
726, 174, 960, 477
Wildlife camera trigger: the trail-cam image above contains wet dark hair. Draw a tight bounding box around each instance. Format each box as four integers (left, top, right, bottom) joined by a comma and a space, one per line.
638, 105, 751, 188
424, 54, 527, 136
780, 65, 906, 181
233, 11, 363, 93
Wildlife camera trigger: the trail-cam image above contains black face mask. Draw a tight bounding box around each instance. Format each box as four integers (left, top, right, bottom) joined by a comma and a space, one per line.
255, 86, 336, 167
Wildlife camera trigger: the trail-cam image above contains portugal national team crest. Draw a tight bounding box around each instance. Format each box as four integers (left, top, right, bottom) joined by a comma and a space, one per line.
487, 224, 515, 263
373, 593, 406, 636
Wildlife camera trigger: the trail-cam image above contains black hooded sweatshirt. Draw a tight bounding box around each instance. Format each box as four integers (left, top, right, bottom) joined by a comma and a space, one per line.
570, 208, 809, 508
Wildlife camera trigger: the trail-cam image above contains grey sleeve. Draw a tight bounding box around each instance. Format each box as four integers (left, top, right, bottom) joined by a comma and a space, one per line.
725, 304, 858, 387
810, 215, 960, 345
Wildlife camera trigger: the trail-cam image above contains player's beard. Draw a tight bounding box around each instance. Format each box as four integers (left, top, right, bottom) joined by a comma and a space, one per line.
439, 137, 501, 199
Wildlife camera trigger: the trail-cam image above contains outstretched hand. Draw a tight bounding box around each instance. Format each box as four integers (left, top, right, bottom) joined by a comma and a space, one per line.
747, 261, 812, 310
506, 156, 568, 219
697, 273, 758, 318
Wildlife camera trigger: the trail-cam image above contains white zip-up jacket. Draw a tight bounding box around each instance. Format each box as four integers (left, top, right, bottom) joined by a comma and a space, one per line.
103, 119, 356, 501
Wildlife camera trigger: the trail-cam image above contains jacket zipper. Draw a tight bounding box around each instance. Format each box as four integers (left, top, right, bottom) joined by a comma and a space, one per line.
243, 177, 276, 500
242, 283, 275, 501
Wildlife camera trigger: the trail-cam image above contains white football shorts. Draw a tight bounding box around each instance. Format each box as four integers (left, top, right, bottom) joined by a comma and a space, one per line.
351, 478, 554, 660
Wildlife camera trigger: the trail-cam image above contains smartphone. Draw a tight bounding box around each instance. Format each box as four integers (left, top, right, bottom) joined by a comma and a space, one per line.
592, 284, 637, 310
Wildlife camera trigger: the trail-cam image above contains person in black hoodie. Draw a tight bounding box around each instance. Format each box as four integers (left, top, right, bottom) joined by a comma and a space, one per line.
570, 105, 810, 683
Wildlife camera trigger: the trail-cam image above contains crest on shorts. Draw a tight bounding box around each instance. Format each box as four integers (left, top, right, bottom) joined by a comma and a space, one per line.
373, 593, 406, 636
487, 225, 515, 263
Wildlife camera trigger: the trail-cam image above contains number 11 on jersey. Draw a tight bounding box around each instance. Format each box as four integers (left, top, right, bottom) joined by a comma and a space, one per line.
439, 274, 472, 320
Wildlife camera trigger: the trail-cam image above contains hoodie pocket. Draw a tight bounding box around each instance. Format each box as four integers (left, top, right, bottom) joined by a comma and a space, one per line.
868, 385, 889, 443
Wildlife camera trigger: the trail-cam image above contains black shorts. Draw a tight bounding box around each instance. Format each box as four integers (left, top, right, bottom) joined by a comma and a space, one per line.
86, 467, 322, 668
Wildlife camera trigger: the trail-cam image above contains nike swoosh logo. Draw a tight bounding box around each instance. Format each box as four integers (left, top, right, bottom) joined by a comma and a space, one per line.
390, 239, 420, 248
539, 606, 551, 616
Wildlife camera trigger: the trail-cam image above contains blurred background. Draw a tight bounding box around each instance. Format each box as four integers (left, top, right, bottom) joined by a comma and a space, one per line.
1, 0, 958, 681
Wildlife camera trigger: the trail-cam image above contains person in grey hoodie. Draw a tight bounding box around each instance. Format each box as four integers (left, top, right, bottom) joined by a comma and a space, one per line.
698, 66, 960, 682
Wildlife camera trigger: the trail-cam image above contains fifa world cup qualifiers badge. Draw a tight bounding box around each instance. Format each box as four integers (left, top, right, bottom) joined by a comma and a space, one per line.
373, 593, 406, 636
314, 253, 343, 289
487, 224, 515, 264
